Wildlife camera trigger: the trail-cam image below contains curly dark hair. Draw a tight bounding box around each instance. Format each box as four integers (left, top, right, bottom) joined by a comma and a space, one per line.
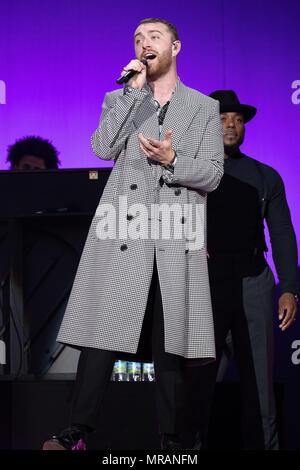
6, 136, 61, 169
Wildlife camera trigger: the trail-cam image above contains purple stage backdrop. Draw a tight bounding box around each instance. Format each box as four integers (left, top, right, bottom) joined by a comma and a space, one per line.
0, 0, 300, 448
0, 0, 299, 278
1, 8, 299, 295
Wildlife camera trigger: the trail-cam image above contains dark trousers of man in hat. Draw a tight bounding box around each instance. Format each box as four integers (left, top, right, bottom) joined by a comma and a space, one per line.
186, 90, 298, 450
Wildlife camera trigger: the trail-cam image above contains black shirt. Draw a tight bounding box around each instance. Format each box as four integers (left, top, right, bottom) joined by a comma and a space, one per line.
207, 152, 298, 294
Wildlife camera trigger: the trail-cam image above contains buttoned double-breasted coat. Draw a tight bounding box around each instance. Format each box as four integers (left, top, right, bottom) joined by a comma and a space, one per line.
57, 80, 224, 360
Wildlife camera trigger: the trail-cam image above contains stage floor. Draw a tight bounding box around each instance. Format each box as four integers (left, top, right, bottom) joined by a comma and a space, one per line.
0, 375, 285, 450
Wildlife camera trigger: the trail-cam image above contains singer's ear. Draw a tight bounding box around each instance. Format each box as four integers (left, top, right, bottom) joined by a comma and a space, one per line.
172, 41, 181, 56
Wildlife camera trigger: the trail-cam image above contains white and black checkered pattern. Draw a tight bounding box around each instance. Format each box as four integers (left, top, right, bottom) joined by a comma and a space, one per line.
57, 80, 224, 359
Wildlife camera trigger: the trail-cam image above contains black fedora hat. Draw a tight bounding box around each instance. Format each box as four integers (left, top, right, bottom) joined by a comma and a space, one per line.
209, 90, 257, 123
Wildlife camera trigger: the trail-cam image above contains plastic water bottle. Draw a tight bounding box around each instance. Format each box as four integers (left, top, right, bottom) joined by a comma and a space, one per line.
112, 360, 128, 381
127, 362, 141, 381
142, 362, 155, 382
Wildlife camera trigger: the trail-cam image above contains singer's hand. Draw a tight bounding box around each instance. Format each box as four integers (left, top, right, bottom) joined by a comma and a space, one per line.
122, 59, 147, 90
138, 130, 175, 166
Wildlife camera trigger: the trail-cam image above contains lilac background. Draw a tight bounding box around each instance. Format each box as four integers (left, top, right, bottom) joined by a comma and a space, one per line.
1, 0, 299, 280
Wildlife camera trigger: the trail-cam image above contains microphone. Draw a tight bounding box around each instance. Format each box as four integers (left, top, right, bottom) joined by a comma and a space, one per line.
116, 59, 148, 85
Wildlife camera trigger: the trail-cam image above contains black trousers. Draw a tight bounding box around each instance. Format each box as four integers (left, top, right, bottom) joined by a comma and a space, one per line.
70, 256, 185, 435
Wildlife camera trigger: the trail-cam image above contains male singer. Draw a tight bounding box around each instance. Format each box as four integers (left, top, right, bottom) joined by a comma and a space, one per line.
43, 18, 223, 450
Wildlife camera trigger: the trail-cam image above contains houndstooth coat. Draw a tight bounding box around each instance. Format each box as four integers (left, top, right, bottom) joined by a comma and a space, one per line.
57, 80, 224, 360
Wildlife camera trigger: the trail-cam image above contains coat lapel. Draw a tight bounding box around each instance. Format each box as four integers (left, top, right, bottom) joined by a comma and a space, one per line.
132, 89, 159, 140
131, 81, 201, 185
161, 80, 201, 151
132, 86, 161, 182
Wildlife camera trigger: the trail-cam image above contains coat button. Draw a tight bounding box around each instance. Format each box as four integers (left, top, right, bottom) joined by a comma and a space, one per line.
127, 214, 133, 221
174, 188, 181, 196
130, 184, 138, 190
120, 244, 128, 251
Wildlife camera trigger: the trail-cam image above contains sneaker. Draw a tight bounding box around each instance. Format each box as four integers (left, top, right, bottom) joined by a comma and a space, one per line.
43, 426, 87, 450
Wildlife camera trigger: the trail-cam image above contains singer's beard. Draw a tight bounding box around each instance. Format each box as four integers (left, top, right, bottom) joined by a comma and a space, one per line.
146, 54, 172, 81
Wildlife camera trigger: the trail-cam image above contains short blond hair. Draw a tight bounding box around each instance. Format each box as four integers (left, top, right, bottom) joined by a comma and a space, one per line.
138, 18, 179, 42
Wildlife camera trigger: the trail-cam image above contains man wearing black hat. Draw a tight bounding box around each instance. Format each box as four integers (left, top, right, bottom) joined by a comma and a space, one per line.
187, 90, 298, 450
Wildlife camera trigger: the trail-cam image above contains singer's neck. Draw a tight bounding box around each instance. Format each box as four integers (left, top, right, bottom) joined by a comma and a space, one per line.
147, 72, 178, 107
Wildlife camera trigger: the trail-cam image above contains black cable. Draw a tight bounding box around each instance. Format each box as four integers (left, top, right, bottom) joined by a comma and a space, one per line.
0, 295, 10, 337
8, 284, 26, 380
9, 305, 24, 380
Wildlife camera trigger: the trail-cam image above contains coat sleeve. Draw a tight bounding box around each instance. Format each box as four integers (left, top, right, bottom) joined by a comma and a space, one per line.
161, 101, 224, 192
91, 87, 148, 160
265, 169, 298, 295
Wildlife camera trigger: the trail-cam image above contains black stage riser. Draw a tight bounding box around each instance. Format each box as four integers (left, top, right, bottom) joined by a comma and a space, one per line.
0, 379, 285, 450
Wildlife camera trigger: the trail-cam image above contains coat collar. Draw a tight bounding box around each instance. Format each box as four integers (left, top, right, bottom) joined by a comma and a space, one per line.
136, 79, 201, 149
160, 79, 201, 151
132, 79, 202, 185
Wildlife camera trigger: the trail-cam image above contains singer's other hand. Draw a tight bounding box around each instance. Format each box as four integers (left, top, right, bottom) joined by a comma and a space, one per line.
138, 130, 175, 166
122, 59, 147, 90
